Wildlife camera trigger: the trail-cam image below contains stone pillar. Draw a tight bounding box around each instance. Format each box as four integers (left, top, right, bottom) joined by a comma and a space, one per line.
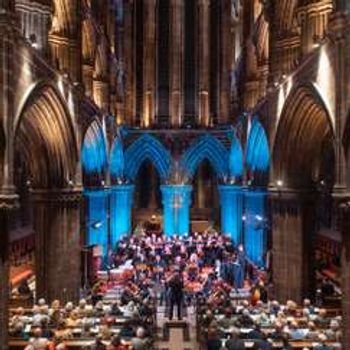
161, 185, 192, 236
84, 189, 109, 256
124, 0, 135, 124
218, 185, 243, 245
338, 200, 350, 350
49, 0, 81, 81
218, 0, 232, 123
110, 185, 134, 248
270, 189, 316, 303
198, 0, 210, 126
297, 2, 333, 56
32, 189, 82, 304
170, 0, 184, 127
82, 64, 94, 98
243, 189, 267, 267
143, 0, 156, 127
328, 12, 348, 191
0, 194, 18, 350
93, 79, 110, 112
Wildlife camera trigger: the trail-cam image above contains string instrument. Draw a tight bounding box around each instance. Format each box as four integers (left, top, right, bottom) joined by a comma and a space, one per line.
251, 286, 261, 305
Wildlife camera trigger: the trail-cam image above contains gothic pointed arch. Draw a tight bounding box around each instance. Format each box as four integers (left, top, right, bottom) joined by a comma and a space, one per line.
110, 136, 125, 182
181, 134, 229, 180
124, 134, 171, 181
273, 84, 335, 188
14, 82, 78, 188
81, 120, 108, 186
246, 118, 270, 185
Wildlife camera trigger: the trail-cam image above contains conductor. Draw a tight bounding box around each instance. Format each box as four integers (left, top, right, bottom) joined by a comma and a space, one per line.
168, 266, 184, 320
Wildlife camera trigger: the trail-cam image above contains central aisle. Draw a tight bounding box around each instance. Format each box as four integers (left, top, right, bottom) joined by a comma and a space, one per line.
155, 304, 199, 350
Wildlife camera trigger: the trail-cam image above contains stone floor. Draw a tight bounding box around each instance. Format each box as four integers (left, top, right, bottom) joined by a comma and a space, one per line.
155, 305, 199, 350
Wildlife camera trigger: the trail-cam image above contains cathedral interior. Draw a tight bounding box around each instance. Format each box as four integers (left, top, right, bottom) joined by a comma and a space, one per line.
1, 0, 350, 349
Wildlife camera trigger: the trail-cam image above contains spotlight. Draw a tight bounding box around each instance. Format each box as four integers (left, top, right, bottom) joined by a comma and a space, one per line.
101, 180, 105, 186
91, 221, 103, 229
276, 179, 283, 188
255, 215, 263, 222
242, 215, 247, 221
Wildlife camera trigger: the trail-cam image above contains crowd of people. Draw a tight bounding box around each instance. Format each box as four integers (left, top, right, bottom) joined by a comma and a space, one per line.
10, 285, 156, 349
8, 231, 343, 349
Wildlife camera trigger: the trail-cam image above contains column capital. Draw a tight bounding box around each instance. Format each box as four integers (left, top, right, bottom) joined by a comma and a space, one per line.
0, 192, 19, 210
110, 184, 135, 193
30, 188, 83, 203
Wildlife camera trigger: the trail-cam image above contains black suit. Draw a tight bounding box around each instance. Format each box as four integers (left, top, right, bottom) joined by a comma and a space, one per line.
168, 273, 184, 320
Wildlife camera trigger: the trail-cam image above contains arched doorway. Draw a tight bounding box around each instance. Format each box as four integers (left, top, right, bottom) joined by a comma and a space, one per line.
13, 82, 81, 302
272, 84, 335, 302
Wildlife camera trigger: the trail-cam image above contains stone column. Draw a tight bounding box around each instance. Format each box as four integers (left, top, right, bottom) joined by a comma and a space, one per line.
124, 0, 135, 124
198, 0, 210, 126
219, 0, 232, 123
0, 194, 18, 350
32, 189, 82, 303
297, 2, 333, 56
84, 189, 109, 256
161, 185, 192, 236
93, 79, 110, 112
243, 189, 267, 267
270, 189, 316, 303
338, 200, 350, 350
82, 64, 94, 98
170, 0, 184, 127
110, 185, 134, 248
218, 185, 243, 245
143, 0, 156, 127
48, 0, 81, 81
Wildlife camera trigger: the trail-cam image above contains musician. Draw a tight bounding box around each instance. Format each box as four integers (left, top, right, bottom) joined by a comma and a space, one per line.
168, 266, 184, 320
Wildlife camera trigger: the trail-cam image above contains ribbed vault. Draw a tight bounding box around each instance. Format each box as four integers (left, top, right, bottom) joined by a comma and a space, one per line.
14, 84, 78, 188
273, 85, 335, 188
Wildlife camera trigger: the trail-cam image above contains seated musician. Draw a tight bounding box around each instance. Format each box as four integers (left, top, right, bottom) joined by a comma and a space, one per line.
187, 253, 199, 281
152, 255, 165, 282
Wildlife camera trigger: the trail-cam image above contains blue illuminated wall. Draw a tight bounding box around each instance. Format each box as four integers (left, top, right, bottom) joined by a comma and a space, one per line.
181, 134, 229, 179
110, 137, 125, 180
229, 136, 244, 179
85, 189, 109, 256
243, 190, 267, 267
81, 121, 108, 174
110, 185, 134, 248
161, 185, 192, 236
124, 134, 171, 181
218, 185, 243, 245
246, 118, 270, 173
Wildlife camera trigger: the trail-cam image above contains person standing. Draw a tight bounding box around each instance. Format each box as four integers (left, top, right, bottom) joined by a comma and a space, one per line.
168, 267, 184, 320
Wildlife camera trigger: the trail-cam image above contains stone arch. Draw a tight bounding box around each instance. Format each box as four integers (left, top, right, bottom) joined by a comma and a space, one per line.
81, 120, 108, 185
181, 134, 229, 180
273, 84, 335, 188
14, 82, 78, 188
246, 117, 270, 185
124, 134, 171, 181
